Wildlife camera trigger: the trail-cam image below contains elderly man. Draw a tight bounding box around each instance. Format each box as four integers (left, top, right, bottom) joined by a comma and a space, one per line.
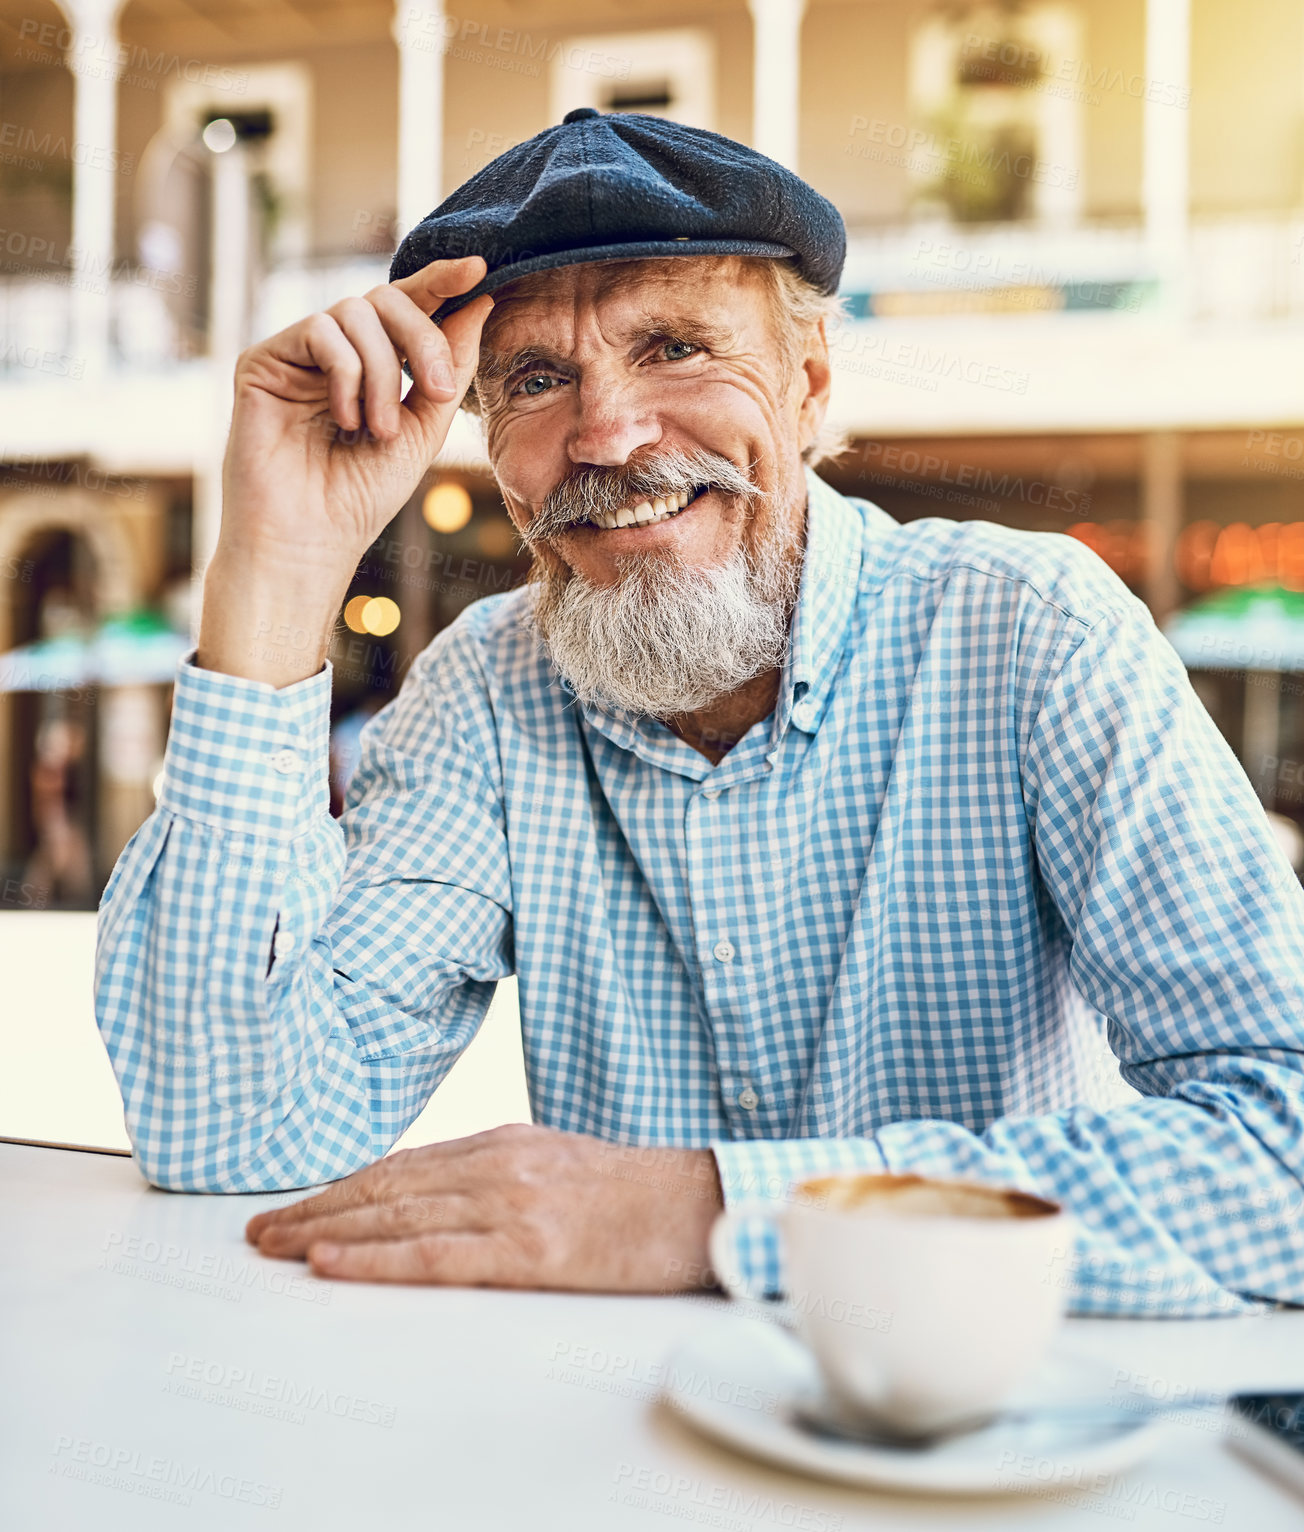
96, 111, 1304, 1313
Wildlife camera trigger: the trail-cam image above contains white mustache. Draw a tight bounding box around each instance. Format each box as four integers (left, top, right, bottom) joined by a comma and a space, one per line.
521, 446, 761, 545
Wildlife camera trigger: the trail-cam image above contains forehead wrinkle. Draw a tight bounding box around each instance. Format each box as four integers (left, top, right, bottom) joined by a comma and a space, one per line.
584, 261, 750, 350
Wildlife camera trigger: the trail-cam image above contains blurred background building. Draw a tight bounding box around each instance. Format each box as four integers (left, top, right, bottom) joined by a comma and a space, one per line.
3, 0, 1304, 908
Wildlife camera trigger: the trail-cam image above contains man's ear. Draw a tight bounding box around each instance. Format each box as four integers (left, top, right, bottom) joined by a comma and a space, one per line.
796, 316, 833, 456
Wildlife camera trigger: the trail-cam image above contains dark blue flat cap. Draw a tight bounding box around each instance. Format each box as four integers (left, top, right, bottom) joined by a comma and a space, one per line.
389, 107, 846, 322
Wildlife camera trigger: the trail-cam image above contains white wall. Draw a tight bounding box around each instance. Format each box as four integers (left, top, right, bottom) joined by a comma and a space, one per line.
0, 913, 529, 1159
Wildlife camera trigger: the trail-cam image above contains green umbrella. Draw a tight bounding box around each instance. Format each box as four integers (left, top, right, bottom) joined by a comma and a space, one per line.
0, 609, 189, 693
1164, 583, 1304, 806
1164, 583, 1304, 673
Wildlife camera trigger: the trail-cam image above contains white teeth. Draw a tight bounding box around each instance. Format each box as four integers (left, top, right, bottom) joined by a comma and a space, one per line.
588, 486, 700, 530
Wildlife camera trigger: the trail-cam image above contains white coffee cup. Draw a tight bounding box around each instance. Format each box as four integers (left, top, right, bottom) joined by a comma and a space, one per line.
709, 1172, 1072, 1436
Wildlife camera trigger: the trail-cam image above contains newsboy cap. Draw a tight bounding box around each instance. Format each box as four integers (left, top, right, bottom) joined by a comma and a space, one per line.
389, 108, 846, 322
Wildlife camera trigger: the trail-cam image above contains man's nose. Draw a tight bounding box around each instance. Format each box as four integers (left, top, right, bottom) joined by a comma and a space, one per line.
566, 377, 661, 466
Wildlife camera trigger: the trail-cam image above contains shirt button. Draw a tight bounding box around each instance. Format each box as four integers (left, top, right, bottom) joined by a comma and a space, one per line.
273, 930, 296, 957
793, 704, 815, 729
713, 940, 735, 963
738, 1087, 760, 1111
271, 749, 302, 774
702, 788, 720, 801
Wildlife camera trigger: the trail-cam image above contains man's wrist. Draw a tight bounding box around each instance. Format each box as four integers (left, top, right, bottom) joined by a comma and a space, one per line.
653, 1148, 725, 1294
197, 547, 346, 688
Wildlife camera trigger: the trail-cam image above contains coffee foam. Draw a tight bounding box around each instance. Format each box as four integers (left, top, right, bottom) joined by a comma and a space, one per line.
800, 1173, 1058, 1220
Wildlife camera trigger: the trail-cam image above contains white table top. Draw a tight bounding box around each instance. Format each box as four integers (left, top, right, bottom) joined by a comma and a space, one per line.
3, 1141, 1303, 1531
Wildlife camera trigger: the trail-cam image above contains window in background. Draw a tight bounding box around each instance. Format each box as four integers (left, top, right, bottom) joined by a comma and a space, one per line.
550, 28, 716, 131
909, 1, 1084, 225
157, 62, 312, 267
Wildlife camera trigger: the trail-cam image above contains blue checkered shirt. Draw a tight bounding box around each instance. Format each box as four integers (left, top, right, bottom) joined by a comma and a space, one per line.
96, 469, 1304, 1314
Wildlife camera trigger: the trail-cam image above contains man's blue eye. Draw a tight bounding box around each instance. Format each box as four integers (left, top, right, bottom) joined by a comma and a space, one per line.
520, 374, 554, 396
663, 340, 698, 360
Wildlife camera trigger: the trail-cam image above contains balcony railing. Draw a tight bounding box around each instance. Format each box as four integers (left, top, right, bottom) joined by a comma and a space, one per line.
1188, 214, 1304, 322
0, 271, 194, 377
251, 256, 392, 344
4, 214, 1303, 381
840, 213, 1304, 322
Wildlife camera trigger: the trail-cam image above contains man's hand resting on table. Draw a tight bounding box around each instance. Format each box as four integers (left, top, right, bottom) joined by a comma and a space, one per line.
245, 1125, 725, 1291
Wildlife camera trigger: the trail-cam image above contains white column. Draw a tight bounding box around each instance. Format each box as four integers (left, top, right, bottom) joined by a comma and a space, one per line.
193, 137, 251, 575
1142, 0, 1191, 319
208, 139, 251, 363
392, 0, 446, 239
62, 0, 124, 375
747, 0, 806, 171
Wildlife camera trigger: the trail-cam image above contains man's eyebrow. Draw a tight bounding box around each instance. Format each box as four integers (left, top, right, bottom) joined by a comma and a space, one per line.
475, 343, 574, 392
476, 314, 739, 394
624, 311, 739, 351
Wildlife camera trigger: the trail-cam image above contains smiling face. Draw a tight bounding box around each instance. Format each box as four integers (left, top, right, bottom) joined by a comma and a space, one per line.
476, 254, 830, 587
471, 256, 833, 719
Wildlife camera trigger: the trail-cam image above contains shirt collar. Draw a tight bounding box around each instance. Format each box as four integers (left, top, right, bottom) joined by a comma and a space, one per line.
768, 466, 867, 748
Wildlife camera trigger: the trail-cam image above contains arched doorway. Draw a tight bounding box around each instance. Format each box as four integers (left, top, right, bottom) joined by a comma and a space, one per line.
0, 490, 146, 900
7, 525, 99, 907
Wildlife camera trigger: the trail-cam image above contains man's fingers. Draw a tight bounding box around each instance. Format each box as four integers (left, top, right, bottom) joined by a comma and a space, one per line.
249, 257, 491, 447
387, 257, 493, 425
244, 1143, 483, 1244
437, 292, 495, 385
397, 292, 494, 444
390, 253, 488, 310
365, 283, 458, 401
307, 1231, 516, 1286
245, 1172, 389, 1242
253, 1193, 478, 1258
244, 1128, 535, 1246
325, 295, 406, 439
294, 311, 364, 432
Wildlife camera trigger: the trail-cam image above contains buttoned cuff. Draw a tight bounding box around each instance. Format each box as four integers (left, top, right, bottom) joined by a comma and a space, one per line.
709, 1137, 888, 1300
157, 652, 334, 839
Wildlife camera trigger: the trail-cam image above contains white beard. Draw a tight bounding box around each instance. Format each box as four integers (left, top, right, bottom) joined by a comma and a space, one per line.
527, 515, 801, 718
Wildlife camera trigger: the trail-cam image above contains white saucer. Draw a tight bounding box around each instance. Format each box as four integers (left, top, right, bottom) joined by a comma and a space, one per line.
661, 1311, 1174, 1496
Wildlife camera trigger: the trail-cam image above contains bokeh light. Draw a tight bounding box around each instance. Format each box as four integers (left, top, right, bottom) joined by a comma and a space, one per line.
343, 594, 372, 633
1075, 519, 1304, 593
360, 596, 401, 636
202, 118, 237, 154
423, 482, 473, 533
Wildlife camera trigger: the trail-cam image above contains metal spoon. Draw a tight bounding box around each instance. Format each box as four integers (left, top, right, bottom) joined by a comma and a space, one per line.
792, 1392, 1228, 1452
